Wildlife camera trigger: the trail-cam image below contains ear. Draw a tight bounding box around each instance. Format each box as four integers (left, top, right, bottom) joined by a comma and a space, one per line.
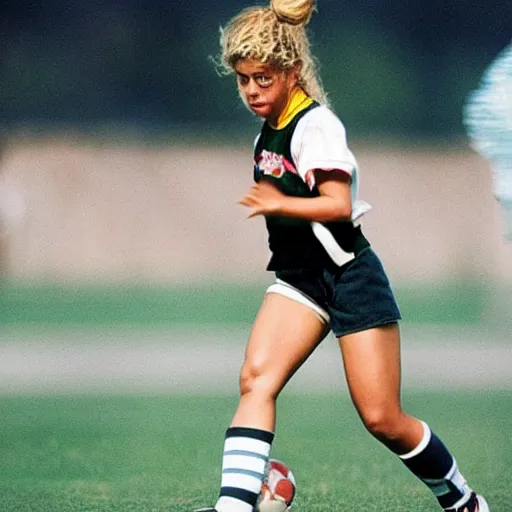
291, 61, 302, 84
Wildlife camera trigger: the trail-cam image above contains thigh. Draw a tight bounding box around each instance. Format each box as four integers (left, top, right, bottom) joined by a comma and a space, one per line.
338, 323, 402, 417
242, 291, 327, 395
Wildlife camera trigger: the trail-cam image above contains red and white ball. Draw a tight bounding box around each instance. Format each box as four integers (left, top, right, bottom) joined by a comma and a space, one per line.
256, 459, 296, 512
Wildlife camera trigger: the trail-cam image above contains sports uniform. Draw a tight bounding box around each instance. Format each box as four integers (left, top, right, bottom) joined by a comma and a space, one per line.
254, 90, 401, 336
194, 90, 490, 512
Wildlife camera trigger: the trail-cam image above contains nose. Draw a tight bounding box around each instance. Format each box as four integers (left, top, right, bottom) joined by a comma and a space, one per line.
245, 78, 259, 98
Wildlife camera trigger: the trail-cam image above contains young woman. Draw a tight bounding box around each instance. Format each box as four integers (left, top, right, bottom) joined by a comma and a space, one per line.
195, 1, 489, 511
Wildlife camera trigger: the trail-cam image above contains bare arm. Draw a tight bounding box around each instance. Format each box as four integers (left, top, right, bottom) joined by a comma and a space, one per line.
239, 170, 352, 222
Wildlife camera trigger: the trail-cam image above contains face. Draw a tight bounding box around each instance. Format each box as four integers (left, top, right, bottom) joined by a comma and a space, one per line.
234, 59, 299, 125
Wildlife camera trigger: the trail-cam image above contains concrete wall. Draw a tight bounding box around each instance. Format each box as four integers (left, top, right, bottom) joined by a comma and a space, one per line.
1, 138, 511, 284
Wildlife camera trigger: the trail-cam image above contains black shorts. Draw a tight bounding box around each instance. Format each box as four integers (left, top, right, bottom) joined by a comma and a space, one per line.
266, 247, 401, 337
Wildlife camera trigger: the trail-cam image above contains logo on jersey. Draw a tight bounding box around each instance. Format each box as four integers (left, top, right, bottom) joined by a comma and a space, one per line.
255, 149, 296, 179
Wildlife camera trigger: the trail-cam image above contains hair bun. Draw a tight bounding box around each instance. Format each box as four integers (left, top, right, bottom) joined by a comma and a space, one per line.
270, 0, 315, 25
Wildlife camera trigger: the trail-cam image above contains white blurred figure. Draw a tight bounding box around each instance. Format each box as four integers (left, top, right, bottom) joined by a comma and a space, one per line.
464, 40, 512, 241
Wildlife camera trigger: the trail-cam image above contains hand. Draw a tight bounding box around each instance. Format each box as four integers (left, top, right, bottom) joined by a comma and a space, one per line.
239, 180, 283, 218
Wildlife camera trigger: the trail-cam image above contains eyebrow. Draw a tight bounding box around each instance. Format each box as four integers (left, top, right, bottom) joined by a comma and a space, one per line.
235, 69, 271, 78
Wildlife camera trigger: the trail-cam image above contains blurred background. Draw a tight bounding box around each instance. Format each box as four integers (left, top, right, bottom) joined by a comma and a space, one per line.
0, 1, 511, 393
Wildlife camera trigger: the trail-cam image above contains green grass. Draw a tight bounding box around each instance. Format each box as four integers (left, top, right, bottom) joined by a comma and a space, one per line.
0, 279, 493, 327
0, 392, 509, 511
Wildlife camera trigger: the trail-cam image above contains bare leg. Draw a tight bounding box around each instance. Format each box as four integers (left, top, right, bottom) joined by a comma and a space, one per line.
213, 292, 327, 512
338, 323, 424, 454
338, 323, 486, 510
231, 292, 327, 431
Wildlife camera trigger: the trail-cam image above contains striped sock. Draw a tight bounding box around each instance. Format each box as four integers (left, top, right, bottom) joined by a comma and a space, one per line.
399, 422, 472, 509
215, 426, 274, 512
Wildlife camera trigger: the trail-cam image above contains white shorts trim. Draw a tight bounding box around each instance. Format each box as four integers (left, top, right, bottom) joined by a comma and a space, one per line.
265, 278, 330, 324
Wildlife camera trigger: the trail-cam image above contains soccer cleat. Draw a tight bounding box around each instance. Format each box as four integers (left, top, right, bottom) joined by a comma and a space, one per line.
192, 508, 218, 512
445, 492, 490, 512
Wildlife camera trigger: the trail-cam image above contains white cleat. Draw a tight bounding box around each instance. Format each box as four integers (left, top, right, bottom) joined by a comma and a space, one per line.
446, 492, 490, 512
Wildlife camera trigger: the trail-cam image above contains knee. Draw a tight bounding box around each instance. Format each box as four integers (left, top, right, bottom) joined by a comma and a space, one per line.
360, 407, 403, 442
239, 361, 278, 400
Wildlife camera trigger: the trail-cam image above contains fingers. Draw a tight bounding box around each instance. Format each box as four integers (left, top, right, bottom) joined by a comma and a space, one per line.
248, 184, 264, 197
239, 184, 265, 207
238, 194, 257, 207
240, 182, 277, 203
238, 193, 259, 218
238, 181, 281, 217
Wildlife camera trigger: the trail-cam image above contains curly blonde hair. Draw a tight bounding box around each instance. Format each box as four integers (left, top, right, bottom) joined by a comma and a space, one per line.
217, 0, 328, 104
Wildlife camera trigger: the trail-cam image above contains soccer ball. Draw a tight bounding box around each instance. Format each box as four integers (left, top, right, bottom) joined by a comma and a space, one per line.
256, 459, 296, 512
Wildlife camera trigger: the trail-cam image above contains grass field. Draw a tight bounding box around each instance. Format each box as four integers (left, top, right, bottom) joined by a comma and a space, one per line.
0, 392, 509, 512
1, 280, 509, 511
0, 280, 494, 327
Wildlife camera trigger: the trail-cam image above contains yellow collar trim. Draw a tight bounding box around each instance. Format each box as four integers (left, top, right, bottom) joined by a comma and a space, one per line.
273, 88, 314, 130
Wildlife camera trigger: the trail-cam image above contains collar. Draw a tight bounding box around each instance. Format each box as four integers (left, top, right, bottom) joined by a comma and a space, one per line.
272, 88, 314, 130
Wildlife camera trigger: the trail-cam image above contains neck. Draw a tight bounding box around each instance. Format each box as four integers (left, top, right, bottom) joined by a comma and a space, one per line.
272, 88, 314, 129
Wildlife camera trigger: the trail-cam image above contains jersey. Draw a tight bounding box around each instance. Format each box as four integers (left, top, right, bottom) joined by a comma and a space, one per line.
253, 99, 370, 270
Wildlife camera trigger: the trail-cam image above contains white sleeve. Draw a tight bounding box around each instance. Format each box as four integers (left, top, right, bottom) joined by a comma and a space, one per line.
291, 106, 357, 189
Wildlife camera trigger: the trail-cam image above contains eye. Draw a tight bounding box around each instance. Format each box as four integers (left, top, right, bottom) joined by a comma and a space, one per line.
256, 75, 273, 87
237, 74, 249, 86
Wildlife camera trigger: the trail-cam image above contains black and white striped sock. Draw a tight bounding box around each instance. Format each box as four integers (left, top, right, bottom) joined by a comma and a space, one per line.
215, 427, 274, 512
399, 421, 472, 510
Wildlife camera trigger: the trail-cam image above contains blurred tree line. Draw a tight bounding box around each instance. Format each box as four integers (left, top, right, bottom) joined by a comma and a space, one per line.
0, 0, 511, 139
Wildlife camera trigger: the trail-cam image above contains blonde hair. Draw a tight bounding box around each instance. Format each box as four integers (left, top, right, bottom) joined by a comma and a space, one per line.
217, 0, 328, 104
